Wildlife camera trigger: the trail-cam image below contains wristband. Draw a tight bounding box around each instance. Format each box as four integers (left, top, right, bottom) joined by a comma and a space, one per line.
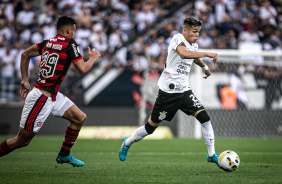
202, 65, 209, 71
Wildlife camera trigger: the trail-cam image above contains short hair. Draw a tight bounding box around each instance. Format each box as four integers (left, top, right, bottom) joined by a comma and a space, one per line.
56, 16, 76, 31
183, 17, 202, 29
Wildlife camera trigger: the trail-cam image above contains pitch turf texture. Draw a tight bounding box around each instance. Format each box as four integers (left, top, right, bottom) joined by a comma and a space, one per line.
0, 137, 281, 184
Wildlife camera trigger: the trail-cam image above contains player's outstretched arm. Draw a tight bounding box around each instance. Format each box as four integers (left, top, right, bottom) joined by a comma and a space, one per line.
194, 58, 211, 79
73, 47, 101, 75
176, 45, 218, 63
20, 45, 40, 98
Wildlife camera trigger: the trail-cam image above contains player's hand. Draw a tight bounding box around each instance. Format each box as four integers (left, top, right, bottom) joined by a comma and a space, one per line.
20, 81, 31, 99
88, 47, 101, 62
203, 70, 211, 79
207, 53, 217, 64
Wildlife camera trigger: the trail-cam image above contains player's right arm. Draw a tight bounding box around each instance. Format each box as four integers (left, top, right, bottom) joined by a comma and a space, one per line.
176, 44, 218, 63
73, 47, 101, 75
20, 45, 40, 98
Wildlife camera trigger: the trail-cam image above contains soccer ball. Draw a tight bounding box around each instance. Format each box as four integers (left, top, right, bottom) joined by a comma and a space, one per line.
218, 150, 240, 172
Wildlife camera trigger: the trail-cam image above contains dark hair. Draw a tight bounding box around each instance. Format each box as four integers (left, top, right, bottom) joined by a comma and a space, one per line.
56, 16, 76, 31
183, 17, 202, 28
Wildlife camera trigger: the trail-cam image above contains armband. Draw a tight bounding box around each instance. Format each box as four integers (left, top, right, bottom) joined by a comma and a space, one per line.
202, 65, 209, 71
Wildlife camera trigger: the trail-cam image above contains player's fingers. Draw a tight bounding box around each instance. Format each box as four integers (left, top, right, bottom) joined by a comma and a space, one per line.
203, 76, 208, 79
88, 47, 90, 52
213, 58, 217, 64
20, 90, 24, 98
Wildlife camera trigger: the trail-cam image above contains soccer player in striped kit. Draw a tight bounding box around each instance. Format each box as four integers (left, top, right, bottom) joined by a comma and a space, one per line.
0, 16, 100, 167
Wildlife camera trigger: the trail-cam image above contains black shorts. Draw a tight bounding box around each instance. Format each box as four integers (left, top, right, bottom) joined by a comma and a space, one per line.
151, 89, 205, 123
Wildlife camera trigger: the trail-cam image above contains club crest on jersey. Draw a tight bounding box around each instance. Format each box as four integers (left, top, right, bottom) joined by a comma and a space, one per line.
158, 111, 167, 120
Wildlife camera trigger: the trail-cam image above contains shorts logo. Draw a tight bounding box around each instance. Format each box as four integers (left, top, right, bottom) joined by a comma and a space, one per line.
37, 122, 43, 127
158, 111, 167, 120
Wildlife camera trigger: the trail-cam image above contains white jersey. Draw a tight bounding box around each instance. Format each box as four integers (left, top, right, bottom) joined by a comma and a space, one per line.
158, 33, 199, 93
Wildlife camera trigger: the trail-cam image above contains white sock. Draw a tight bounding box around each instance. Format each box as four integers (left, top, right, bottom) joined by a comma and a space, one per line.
125, 125, 149, 147
201, 120, 215, 157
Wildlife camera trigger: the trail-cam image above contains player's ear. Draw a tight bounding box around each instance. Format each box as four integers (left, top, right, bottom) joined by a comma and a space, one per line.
66, 27, 71, 34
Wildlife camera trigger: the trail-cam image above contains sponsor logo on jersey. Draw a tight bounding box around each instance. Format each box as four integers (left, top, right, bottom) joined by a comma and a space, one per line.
52, 44, 62, 50
58, 37, 65, 40
46, 42, 52, 48
72, 43, 79, 57
176, 61, 190, 76
77, 46, 80, 54
175, 84, 185, 91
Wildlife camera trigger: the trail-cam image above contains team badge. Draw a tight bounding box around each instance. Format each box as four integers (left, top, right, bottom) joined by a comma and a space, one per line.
37, 122, 43, 127
158, 111, 167, 120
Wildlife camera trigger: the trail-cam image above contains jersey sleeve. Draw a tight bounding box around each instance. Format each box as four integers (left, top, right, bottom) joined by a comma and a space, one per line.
36, 40, 48, 55
171, 34, 185, 50
67, 38, 83, 62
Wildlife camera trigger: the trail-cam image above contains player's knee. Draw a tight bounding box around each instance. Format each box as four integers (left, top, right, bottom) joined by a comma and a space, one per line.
196, 110, 210, 124
145, 122, 157, 134
80, 112, 87, 124
76, 112, 87, 125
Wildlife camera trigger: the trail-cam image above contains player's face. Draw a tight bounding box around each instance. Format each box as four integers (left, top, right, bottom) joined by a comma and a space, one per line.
183, 25, 201, 44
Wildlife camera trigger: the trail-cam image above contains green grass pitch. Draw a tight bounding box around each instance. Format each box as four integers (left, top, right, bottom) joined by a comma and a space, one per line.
0, 136, 282, 184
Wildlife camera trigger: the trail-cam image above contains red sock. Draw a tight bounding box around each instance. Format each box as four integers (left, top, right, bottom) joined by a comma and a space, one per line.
59, 127, 79, 157
0, 141, 13, 157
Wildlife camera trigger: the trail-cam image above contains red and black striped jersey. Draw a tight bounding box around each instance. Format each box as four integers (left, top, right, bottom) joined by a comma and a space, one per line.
34, 34, 82, 101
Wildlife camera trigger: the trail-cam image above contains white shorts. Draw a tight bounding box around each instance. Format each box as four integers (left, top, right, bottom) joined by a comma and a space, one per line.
20, 88, 74, 133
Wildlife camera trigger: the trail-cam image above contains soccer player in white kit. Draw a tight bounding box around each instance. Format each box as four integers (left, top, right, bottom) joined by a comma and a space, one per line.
119, 17, 220, 167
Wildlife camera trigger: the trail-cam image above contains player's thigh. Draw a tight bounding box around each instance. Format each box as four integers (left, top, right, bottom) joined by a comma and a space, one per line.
51, 92, 85, 124
62, 104, 86, 124
20, 88, 53, 133
179, 90, 205, 117
151, 90, 181, 123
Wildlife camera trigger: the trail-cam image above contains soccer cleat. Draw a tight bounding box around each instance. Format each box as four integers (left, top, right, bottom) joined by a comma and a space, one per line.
56, 154, 84, 167
119, 137, 130, 161
207, 153, 219, 166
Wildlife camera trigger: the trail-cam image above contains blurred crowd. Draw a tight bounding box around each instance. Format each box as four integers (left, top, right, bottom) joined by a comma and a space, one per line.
0, 0, 179, 102
0, 0, 281, 108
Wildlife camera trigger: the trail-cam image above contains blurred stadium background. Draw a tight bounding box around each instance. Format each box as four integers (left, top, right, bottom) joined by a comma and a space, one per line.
0, 0, 281, 138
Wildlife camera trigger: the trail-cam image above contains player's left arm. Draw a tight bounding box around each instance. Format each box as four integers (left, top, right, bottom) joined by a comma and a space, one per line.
20, 45, 40, 98
193, 58, 211, 79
